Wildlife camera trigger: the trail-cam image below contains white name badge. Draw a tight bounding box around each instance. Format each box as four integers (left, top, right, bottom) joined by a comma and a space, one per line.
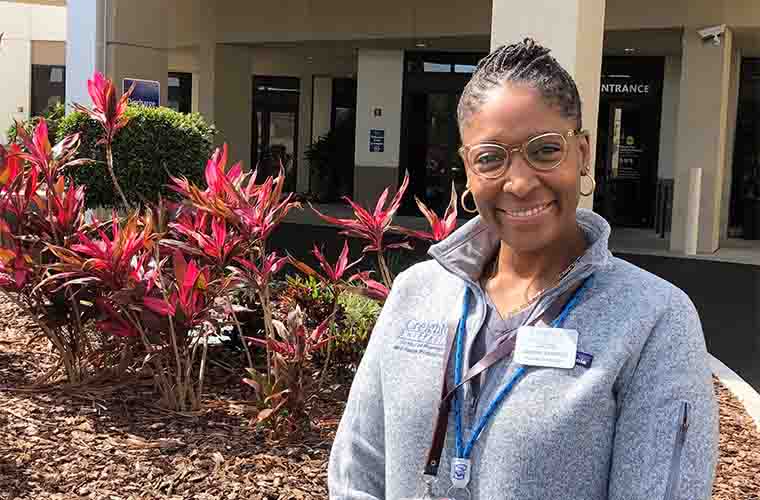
513, 326, 578, 369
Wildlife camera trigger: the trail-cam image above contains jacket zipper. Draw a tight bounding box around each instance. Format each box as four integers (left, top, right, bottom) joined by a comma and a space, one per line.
663, 401, 690, 500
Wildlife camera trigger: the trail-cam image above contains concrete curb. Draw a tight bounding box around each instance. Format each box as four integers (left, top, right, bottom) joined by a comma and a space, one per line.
710, 355, 760, 432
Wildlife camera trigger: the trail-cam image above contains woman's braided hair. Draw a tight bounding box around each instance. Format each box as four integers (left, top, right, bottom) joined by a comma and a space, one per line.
457, 38, 582, 131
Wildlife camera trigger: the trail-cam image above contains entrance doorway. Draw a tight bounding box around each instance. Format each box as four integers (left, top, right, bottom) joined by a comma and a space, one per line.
597, 101, 656, 227
252, 76, 300, 190
594, 57, 664, 228
400, 52, 485, 216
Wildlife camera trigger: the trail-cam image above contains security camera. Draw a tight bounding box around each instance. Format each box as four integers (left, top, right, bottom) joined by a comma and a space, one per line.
697, 25, 726, 46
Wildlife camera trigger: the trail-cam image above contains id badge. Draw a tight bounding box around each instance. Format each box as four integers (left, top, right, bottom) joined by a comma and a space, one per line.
513, 326, 578, 369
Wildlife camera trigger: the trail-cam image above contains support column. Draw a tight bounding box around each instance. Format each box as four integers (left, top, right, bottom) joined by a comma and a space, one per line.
65, 0, 106, 112
196, 0, 216, 122
297, 74, 314, 193
66, 0, 169, 110
657, 56, 682, 182
491, 0, 605, 210
312, 76, 333, 142
213, 44, 252, 169
670, 28, 735, 253
354, 49, 404, 206
720, 47, 742, 240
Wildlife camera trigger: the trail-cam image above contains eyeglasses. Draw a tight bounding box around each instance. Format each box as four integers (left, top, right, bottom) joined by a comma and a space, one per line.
459, 129, 588, 180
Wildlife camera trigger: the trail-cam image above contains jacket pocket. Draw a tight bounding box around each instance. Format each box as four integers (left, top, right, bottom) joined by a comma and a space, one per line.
663, 401, 690, 500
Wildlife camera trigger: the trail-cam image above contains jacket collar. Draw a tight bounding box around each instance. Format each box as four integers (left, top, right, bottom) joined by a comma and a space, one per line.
427, 208, 612, 286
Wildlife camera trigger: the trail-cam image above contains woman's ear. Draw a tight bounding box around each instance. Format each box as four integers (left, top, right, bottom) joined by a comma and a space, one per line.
578, 134, 591, 173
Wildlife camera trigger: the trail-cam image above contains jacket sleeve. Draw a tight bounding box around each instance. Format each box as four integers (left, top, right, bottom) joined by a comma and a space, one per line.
608, 289, 719, 500
328, 269, 409, 499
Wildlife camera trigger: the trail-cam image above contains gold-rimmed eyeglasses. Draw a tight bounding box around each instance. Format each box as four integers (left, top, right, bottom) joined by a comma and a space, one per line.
458, 129, 588, 180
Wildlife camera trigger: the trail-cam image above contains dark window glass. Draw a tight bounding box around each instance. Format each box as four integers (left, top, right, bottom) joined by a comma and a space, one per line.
31, 65, 65, 116
168, 72, 192, 113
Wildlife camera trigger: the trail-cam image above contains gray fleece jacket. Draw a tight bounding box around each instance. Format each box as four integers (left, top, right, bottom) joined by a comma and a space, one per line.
328, 209, 718, 500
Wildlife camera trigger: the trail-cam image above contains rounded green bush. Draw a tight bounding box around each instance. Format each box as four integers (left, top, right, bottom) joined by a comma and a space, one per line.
57, 105, 216, 208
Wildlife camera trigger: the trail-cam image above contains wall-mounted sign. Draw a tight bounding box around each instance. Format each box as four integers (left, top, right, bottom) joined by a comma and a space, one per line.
123, 78, 160, 107
372, 107, 383, 117
369, 129, 385, 153
601, 81, 651, 95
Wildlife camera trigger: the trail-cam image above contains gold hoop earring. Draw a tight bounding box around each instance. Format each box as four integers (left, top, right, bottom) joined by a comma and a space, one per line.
460, 188, 478, 214
580, 170, 596, 197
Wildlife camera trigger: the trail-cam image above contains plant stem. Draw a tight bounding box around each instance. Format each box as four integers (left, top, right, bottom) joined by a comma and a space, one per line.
376, 252, 393, 290
259, 287, 274, 384
227, 297, 254, 370
318, 294, 340, 389
105, 142, 131, 210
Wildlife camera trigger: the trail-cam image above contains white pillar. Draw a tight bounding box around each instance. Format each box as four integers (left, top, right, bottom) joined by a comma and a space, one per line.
670, 27, 735, 253
353, 49, 404, 206
491, 0, 605, 210
65, 0, 106, 112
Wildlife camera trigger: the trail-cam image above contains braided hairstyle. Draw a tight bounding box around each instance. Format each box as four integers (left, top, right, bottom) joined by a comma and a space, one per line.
457, 38, 582, 132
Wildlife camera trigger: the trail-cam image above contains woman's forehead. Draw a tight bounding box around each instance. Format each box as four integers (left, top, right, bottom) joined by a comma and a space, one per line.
461, 85, 573, 144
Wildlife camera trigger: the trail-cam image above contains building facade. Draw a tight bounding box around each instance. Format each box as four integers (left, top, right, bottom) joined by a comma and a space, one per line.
7, 0, 760, 256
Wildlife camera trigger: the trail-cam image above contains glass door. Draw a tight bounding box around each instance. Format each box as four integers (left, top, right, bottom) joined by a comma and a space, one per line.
597, 102, 654, 227
253, 76, 300, 191
403, 91, 467, 216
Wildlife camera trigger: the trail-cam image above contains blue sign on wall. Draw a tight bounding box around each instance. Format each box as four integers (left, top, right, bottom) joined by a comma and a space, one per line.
123, 78, 160, 107
369, 129, 385, 153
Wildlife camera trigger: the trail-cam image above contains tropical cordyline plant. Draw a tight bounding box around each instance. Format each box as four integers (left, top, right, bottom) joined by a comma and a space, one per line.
0, 121, 103, 384
289, 239, 361, 383
311, 172, 412, 290
243, 305, 331, 430
391, 182, 459, 242
171, 143, 299, 380
73, 71, 134, 209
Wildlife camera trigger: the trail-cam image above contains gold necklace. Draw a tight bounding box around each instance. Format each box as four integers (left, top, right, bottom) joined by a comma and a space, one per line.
483, 254, 582, 319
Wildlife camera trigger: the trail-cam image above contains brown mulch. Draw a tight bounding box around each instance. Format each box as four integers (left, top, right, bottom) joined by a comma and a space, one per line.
0, 298, 758, 499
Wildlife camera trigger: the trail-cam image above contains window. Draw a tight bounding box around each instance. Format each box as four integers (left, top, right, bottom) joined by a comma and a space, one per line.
168, 72, 192, 113
31, 65, 65, 116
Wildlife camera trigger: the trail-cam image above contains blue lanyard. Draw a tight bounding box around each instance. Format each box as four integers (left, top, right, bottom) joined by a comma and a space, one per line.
452, 276, 592, 459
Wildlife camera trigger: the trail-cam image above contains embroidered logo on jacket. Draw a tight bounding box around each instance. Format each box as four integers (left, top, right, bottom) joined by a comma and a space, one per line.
393, 319, 449, 357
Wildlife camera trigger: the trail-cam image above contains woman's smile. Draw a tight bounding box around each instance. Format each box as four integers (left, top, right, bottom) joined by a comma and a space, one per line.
498, 200, 556, 221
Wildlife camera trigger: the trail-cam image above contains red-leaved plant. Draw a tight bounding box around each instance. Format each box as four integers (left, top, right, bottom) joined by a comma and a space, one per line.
73, 71, 134, 209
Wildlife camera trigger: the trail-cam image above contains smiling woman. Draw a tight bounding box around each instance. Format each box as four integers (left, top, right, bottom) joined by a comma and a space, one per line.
328, 38, 718, 500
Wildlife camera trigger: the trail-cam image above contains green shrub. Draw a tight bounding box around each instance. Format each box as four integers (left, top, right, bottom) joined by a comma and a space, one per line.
6, 103, 64, 145
56, 105, 216, 208
333, 291, 381, 369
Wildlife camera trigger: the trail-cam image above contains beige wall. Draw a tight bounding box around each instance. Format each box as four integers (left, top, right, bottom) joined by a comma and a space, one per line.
0, 1, 66, 142
31, 40, 65, 65
605, 0, 760, 30
105, 0, 169, 105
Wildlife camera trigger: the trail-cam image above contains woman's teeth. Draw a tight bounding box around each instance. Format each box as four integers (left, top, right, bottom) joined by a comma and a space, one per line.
504, 202, 552, 218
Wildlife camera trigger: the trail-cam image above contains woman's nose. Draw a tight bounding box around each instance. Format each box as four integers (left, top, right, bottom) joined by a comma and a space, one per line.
501, 153, 540, 197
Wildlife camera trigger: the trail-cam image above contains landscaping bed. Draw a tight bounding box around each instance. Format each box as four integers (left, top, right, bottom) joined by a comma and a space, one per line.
1, 297, 759, 499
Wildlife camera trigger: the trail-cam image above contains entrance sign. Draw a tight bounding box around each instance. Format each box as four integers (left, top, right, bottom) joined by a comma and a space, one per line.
123, 78, 160, 107
369, 129, 385, 153
601, 82, 651, 95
